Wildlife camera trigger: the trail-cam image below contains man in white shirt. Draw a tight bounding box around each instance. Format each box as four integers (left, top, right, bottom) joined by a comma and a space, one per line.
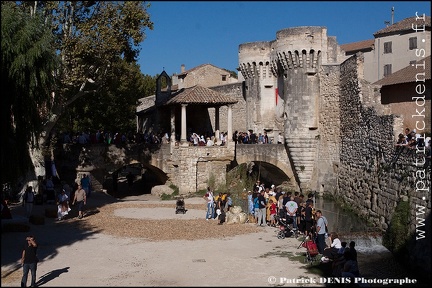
284, 196, 298, 230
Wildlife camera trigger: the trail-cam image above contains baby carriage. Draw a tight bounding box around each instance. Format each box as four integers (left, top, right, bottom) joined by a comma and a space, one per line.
301, 239, 319, 265
175, 197, 187, 214
275, 214, 297, 239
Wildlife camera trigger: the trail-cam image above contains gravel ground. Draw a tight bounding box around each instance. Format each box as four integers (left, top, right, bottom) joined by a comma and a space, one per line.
1, 191, 322, 287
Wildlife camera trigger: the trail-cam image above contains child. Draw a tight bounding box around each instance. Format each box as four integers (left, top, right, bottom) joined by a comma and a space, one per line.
269, 199, 277, 227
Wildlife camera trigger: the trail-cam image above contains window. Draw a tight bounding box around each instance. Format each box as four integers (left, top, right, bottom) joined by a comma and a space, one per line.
383, 64, 392, 77
409, 37, 417, 50
384, 41, 392, 54
222, 75, 227, 81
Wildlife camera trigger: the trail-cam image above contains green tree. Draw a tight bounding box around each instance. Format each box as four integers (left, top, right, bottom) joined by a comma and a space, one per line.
38, 1, 154, 137
1, 2, 59, 186
1, 1, 154, 189
57, 61, 148, 133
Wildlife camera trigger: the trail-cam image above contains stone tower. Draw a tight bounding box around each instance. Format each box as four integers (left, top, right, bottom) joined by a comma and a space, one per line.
239, 26, 344, 190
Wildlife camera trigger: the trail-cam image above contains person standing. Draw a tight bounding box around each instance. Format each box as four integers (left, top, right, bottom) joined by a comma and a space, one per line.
80, 174, 91, 198
72, 184, 86, 219
45, 176, 55, 204
22, 186, 35, 218
315, 210, 328, 254
285, 196, 298, 230
126, 172, 134, 192
304, 200, 314, 237
21, 235, 38, 287
257, 189, 267, 226
203, 187, 214, 220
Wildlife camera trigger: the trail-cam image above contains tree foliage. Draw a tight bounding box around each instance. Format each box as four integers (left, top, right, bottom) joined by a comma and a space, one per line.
1, 1, 154, 187
1, 2, 59, 185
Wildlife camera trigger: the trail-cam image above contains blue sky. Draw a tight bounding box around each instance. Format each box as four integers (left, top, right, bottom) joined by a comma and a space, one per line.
137, 1, 431, 76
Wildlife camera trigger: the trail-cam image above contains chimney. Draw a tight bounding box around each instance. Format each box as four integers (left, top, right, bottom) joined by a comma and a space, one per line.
181, 64, 185, 73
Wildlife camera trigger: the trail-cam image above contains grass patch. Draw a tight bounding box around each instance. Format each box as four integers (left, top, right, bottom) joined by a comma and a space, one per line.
258, 250, 294, 258
160, 184, 180, 200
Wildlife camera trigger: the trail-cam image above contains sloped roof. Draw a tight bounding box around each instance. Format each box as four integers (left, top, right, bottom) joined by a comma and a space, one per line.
373, 55, 431, 86
374, 16, 431, 37
166, 85, 238, 106
177, 63, 233, 76
340, 39, 374, 53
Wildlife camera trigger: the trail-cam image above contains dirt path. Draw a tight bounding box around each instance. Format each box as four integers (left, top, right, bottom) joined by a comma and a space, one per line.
1, 192, 322, 287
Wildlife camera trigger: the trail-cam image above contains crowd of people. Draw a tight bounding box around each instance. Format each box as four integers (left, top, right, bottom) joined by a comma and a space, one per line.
233, 130, 284, 145
396, 127, 431, 151
243, 181, 362, 278
203, 187, 233, 225
59, 129, 165, 147
21, 173, 92, 222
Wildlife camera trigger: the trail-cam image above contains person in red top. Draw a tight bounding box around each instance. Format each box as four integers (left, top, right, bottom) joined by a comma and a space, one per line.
269, 199, 277, 227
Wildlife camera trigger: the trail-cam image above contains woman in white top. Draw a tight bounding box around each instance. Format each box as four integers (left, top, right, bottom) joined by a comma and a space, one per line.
322, 232, 342, 261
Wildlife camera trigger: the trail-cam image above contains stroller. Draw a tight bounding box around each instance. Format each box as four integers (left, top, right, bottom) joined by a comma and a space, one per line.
175, 197, 187, 214
301, 239, 319, 265
275, 213, 297, 239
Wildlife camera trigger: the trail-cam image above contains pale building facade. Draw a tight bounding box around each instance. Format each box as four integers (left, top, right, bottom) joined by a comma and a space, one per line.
342, 15, 431, 83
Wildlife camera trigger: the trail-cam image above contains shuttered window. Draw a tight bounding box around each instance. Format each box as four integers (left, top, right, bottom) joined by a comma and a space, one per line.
384, 42, 392, 54
409, 37, 417, 50
383, 64, 392, 77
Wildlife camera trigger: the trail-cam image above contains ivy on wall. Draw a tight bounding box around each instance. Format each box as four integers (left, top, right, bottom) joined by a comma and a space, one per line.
382, 198, 410, 253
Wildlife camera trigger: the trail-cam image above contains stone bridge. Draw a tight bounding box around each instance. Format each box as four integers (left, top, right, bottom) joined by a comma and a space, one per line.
69, 142, 299, 194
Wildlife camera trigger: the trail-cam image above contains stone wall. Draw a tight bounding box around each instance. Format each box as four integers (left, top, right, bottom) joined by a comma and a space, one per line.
313, 64, 342, 193
337, 54, 431, 275
152, 142, 236, 194
209, 83, 246, 134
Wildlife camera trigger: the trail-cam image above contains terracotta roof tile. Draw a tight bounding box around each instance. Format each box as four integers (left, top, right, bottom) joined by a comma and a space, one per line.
177, 63, 232, 76
166, 85, 238, 106
374, 16, 431, 37
340, 39, 375, 53
373, 55, 431, 86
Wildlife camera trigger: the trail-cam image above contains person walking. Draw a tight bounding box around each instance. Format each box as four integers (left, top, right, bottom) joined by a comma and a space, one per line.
22, 186, 35, 218
72, 184, 86, 219
80, 174, 91, 198
21, 235, 38, 287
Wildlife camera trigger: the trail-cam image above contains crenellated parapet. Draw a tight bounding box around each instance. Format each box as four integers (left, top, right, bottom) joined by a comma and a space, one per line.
273, 49, 321, 74
238, 26, 344, 190
238, 41, 273, 80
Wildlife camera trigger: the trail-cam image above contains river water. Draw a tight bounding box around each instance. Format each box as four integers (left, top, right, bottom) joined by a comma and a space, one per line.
314, 196, 424, 286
